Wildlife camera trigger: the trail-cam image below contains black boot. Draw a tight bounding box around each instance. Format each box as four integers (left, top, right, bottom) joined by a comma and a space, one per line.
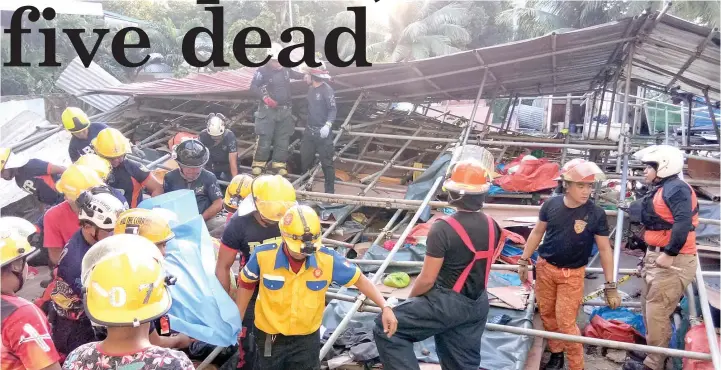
543, 352, 564, 370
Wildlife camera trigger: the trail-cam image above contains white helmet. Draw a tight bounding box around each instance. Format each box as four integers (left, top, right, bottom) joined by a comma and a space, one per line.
269, 42, 283, 61
77, 187, 127, 230
637, 145, 684, 179
206, 113, 226, 137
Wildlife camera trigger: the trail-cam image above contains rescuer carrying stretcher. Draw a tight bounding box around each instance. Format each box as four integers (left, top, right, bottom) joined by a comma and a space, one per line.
518, 159, 620, 370
374, 159, 502, 370
625, 145, 699, 370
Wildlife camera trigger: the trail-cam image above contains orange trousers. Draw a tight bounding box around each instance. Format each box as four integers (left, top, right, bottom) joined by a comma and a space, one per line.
535, 258, 585, 370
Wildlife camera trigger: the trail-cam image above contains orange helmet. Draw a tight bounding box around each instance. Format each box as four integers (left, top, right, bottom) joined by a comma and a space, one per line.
555, 158, 587, 181
562, 161, 605, 183
443, 159, 491, 194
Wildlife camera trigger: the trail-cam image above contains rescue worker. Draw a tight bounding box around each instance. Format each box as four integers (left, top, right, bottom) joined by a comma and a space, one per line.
552, 158, 586, 197
63, 234, 194, 369
629, 145, 698, 370
63, 107, 109, 162
299, 61, 337, 194
0, 223, 62, 370
517, 160, 620, 370
215, 174, 296, 370
249, 42, 306, 176
114, 208, 193, 350
237, 205, 397, 370
1, 148, 66, 205
223, 173, 254, 223
198, 113, 239, 182
163, 139, 224, 221
374, 160, 501, 370
75, 153, 129, 208
92, 127, 163, 208
50, 186, 127, 357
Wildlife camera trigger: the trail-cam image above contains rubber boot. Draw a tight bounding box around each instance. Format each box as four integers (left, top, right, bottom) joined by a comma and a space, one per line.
272, 162, 288, 177
543, 352, 564, 370
251, 161, 266, 176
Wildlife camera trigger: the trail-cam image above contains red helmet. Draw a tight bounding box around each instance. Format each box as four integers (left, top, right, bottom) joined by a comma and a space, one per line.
443, 159, 491, 194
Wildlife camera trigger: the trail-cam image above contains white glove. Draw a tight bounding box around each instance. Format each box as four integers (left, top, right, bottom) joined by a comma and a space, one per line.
319, 123, 332, 139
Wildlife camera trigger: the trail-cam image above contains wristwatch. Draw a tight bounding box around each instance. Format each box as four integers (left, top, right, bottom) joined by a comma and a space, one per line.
382, 302, 396, 311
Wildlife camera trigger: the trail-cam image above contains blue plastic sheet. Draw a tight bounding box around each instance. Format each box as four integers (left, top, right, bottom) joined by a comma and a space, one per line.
589, 307, 646, 336
139, 190, 242, 347
405, 152, 452, 222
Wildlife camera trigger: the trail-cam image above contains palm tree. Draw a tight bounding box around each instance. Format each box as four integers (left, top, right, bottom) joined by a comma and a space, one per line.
333, 1, 472, 63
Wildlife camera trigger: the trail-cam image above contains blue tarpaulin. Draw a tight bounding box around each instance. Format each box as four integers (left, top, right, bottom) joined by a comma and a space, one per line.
138, 190, 242, 347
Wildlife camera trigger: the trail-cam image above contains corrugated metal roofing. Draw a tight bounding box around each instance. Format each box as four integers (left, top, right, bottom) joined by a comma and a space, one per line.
56, 57, 129, 112
84, 16, 636, 103
632, 13, 720, 101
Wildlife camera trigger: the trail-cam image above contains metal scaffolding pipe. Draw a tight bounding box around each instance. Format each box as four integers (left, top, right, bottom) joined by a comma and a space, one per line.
318, 177, 444, 360
703, 88, 721, 148
347, 297, 712, 361
617, 44, 634, 172
695, 256, 721, 368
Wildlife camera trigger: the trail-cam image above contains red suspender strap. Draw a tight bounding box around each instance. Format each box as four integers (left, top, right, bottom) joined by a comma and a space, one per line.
440, 214, 496, 293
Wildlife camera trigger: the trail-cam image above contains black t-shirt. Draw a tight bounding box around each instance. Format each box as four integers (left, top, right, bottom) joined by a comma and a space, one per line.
198, 130, 237, 174
426, 211, 502, 300
162, 169, 223, 214
14, 159, 63, 205
537, 196, 610, 268
220, 212, 282, 260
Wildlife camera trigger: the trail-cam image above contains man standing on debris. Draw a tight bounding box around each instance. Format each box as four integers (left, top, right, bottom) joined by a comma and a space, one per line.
92, 127, 163, 207
517, 160, 620, 370
249, 43, 306, 176
627, 145, 698, 370
299, 61, 337, 194
216, 174, 296, 370
198, 113, 239, 182
237, 204, 397, 370
163, 139, 224, 222
63, 107, 109, 162
0, 219, 62, 370
374, 160, 501, 370
51, 186, 127, 357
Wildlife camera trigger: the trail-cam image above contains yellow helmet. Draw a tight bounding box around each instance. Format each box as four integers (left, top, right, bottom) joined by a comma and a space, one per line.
0, 234, 36, 268
280, 205, 322, 255
92, 128, 131, 159
55, 164, 105, 202
75, 154, 112, 180
224, 174, 253, 210
251, 175, 297, 222
82, 234, 172, 326
114, 208, 175, 245
62, 107, 90, 133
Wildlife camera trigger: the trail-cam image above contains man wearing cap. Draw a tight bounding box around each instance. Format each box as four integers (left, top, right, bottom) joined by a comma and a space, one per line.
198, 113, 239, 183
374, 159, 502, 370
517, 160, 620, 370
249, 42, 306, 177
216, 174, 296, 370
299, 61, 337, 194
62, 107, 109, 162
163, 139, 224, 222
237, 205, 396, 369
0, 218, 61, 370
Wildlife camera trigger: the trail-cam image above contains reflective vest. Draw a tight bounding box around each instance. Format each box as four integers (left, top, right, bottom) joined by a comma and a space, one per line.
641, 180, 699, 254
439, 214, 496, 294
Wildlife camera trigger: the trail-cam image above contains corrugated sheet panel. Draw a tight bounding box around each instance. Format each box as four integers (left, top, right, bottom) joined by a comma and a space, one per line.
514, 104, 545, 131
84, 17, 635, 103
56, 57, 129, 112
632, 13, 720, 101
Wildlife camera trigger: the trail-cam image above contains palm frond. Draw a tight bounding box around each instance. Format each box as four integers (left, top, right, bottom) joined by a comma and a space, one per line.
422, 4, 470, 31
409, 42, 431, 61
434, 24, 471, 45
400, 21, 429, 43
390, 43, 412, 62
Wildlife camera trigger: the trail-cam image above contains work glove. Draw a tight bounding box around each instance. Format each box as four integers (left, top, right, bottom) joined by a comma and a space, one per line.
517, 258, 530, 283
319, 122, 332, 138
604, 282, 621, 309
263, 95, 278, 108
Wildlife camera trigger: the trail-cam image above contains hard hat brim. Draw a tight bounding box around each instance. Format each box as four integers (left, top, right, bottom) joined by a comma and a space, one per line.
0, 246, 37, 268
84, 286, 172, 327
443, 179, 490, 195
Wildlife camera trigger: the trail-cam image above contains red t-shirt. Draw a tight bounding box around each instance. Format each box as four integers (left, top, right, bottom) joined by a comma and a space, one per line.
1, 295, 60, 370
43, 201, 79, 249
